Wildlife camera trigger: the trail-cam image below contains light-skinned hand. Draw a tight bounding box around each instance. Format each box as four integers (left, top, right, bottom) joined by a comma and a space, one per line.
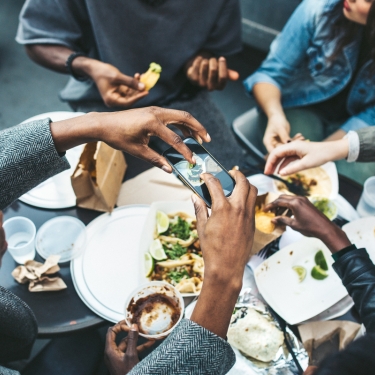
105, 321, 155, 375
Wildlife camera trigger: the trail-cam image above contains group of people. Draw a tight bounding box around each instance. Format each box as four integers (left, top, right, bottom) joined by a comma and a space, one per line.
1, 0, 375, 374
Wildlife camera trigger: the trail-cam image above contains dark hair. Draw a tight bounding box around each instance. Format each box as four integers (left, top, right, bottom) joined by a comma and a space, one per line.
314, 333, 375, 375
325, 1, 375, 71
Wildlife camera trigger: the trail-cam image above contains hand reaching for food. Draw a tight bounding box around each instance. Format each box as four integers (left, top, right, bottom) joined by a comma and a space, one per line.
186, 53, 239, 91
0, 211, 7, 267
105, 321, 155, 375
264, 195, 351, 253
263, 114, 291, 153
264, 139, 349, 176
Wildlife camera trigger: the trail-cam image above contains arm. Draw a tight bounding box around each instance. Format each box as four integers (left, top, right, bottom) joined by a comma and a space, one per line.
265, 195, 375, 332
356, 127, 375, 162
0, 108, 210, 209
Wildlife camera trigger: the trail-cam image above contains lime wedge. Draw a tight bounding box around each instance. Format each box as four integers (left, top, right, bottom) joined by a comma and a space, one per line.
156, 211, 169, 234
292, 266, 307, 283
145, 252, 155, 277
311, 265, 329, 280
149, 239, 167, 260
315, 250, 328, 271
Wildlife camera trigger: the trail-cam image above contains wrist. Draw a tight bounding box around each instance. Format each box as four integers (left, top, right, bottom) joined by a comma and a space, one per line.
72, 56, 101, 79
318, 225, 351, 253
204, 265, 243, 294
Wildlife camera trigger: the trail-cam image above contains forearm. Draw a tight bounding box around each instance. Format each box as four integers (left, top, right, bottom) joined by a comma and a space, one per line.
318, 225, 351, 254
190, 270, 242, 339
253, 83, 285, 120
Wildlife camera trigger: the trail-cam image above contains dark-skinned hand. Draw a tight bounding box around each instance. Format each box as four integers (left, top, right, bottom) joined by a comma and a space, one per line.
264, 195, 351, 253
186, 53, 239, 91
105, 321, 155, 375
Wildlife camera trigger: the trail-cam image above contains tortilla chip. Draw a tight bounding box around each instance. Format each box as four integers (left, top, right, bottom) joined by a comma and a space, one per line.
255, 209, 276, 234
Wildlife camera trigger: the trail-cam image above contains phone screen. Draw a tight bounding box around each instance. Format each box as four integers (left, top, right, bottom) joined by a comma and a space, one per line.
163, 138, 235, 205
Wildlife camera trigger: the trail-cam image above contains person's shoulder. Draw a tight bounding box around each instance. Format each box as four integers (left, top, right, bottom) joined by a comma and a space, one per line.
301, 0, 340, 16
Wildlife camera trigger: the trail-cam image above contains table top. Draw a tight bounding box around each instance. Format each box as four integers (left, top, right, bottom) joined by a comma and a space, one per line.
0, 155, 363, 338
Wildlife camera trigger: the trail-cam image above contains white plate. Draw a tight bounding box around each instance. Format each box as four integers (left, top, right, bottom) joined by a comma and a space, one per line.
139, 201, 198, 297
71, 205, 150, 323
272, 161, 339, 200
247, 174, 274, 196
254, 237, 348, 325
343, 216, 375, 263
19, 111, 85, 209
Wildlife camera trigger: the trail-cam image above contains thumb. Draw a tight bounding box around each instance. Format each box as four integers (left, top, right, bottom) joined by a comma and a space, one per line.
115, 72, 145, 91
191, 195, 208, 235
228, 69, 239, 81
272, 216, 294, 228
279, 158, 306, 176
278, 127, 291, 144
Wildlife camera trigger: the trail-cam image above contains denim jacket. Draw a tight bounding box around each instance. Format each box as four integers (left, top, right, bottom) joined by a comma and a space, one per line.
244, 0, 375, 132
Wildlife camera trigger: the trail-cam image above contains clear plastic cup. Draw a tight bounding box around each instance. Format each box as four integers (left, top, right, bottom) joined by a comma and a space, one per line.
124, 281, 184, 339
357, 176, 375, 218
3, 217, 36, 264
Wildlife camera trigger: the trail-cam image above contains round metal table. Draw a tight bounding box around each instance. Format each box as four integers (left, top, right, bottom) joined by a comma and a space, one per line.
0, 157, 363, 337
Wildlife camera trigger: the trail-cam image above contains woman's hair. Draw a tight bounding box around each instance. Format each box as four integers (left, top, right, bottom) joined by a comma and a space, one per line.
324, 1, 375, 71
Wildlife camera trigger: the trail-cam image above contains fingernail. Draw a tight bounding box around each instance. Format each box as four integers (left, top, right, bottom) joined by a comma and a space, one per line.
162, 165, 171, 173
191, 194, 197, 204
287, 139, 292, 143
138, 83, 145, 90
196, 135, 203, 144
192, 156, 196, 164
206, 133, 211, 142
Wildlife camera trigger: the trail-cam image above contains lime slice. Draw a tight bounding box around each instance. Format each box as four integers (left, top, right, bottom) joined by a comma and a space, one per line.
149, 239, 167, 260
156, 211, 169, 234
145, 252, 155, 277
315, 250, 328, 271
311, 265, 329, 280
292, 266, 307, 283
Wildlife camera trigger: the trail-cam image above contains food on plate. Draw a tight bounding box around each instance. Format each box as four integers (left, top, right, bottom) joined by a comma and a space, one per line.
276, 167, 332, 197
144, 253, 155, 277
228, 308, 284, 362
140, 62, 162, 90
255, 207, 276, 234
147, 211, 203, 294
292, 265, 307, 283
314, 250, 328, 271
311, 265, 328, 280
313, 198, 337, 220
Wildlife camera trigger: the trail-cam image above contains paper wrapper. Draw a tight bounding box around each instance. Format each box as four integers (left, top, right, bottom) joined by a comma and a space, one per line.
117, 167, 191, 206
251, 192, 288, 256
12, 255, 67, 292
298, 320, 361, 366
71, 142, 127, 212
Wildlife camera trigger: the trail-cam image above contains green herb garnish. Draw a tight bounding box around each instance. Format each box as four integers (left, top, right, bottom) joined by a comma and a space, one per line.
164, 243, 187, 260
167, 217, 191, 240
167, 269, 190, 283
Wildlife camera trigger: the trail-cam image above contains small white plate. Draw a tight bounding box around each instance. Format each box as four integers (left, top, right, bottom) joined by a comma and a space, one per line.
19, 111, 85, 209
343, 216, 375, 263
71, 205, 150, 323
139, 201, 198, 297
254, 237, 348, 325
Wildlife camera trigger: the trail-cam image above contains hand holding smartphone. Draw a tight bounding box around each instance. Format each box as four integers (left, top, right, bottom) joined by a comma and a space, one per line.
163, 138, 235, 207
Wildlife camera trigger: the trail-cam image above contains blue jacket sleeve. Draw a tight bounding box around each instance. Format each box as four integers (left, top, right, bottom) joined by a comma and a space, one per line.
0, 119, 70, 209
243, 0, 324, 93
129, 319, 236, 375
333, 248, 375, 333
341, 107, 375, 132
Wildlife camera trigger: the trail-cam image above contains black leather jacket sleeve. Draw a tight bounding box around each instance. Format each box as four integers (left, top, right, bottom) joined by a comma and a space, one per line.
333, 248, 375, 333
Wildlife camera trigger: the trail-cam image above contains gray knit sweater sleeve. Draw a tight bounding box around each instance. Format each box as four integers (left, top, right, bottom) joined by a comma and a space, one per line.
356, 127, 375, 162
0, 118, 70, 209
0, 365, 20, 375
129, 319, 236, 375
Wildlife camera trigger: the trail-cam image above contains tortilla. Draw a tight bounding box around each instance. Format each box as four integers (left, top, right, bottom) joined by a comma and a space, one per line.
228, 308, 284, 362
276, 167, 332, 198
255, 209, 276, 234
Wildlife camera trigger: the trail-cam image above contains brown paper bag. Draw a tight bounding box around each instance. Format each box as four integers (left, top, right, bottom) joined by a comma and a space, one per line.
251, 192, 288, 256
71, 142, 127, 212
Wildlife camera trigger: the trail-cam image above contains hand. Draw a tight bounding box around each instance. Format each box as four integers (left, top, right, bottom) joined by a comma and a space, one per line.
264, 195, 351, 253
105, 321, 155, 375
264, 139, 349, 176
0, 212, 7, 267
263, 114, 291, 153
84, 60, 148, 108
303, 366, 318, 375
190, 170, 257, 338
51, 107, 211, 173
186, 54, 239, 91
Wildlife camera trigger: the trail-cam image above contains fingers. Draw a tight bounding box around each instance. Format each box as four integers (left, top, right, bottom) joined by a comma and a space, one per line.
228, 69, 240, 81
106, 320, 130, 351
136, 340, 156, 353
125, 324, 139, 356
272, 215, 294, 227
217, 57, 228, 90
157, 108, 210, 143
200, 173, 226, 208
110, 90, 149, 108
264, 143, 299, 175
132, 145, 172, 173
114, 72, 145, 91
187, 56, 202, 83
207, 58, 218, 91
228, 170, 249, 206
199, 58, 209, 87
279, 157, 306, 176
192, 194, 208, 236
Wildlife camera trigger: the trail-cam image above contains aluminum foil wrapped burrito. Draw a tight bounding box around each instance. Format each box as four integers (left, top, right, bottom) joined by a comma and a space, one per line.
227, 288, 309, 375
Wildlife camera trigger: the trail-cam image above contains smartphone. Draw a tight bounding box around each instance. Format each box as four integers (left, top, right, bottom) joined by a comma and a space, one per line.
163, 137, 235, 207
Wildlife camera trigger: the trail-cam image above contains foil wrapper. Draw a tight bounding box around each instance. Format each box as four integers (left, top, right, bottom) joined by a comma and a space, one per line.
227, 288, 309, 375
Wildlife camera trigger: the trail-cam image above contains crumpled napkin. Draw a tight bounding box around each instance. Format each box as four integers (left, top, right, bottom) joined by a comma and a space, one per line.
12, 255, 67, 292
